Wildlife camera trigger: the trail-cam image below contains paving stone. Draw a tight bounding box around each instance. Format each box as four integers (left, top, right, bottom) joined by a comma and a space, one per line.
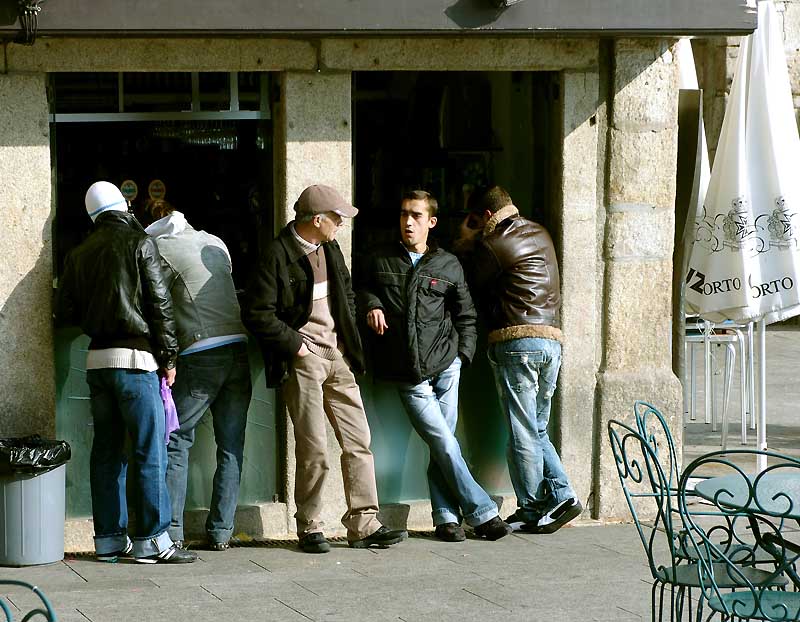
0, 524, 693, 621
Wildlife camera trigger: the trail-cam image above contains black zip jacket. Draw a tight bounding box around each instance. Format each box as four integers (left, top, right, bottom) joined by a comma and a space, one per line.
242, 225, 365, 388
55, 210, 178, 369
358, 241, 477, 384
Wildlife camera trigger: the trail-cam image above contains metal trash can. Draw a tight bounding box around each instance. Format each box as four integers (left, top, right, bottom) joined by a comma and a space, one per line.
0, 436, 71, 566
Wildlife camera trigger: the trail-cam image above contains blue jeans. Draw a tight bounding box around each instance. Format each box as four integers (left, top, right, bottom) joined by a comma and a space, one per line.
87, 368, 173, 557
397, 357, 498, 527
165, 343, 251, 543
487, 337, 576, 521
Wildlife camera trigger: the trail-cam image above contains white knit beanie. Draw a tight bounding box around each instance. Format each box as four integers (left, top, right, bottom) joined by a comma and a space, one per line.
85, 181, 128, 222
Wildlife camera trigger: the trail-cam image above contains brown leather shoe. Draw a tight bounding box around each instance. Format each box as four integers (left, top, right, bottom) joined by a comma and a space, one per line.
473, 516, 513, 541
435, 523, 466, 542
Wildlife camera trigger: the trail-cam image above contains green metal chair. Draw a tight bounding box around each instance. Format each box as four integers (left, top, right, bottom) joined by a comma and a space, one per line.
634, 401, 775, 567
678, 450, 800, 621
0, 580, 58, 621
608, 418, 784, 622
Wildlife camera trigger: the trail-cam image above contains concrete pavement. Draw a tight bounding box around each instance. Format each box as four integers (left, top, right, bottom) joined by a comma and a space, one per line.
0, 524, 653, 622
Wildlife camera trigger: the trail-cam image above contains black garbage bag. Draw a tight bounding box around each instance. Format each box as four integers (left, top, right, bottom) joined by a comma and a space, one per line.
0, 435, 71, 476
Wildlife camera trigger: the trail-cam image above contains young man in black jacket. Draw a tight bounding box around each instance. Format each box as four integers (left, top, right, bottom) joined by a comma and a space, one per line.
359, 190, 511, 542
56, 181, 196, 564
243, 184, 406, 553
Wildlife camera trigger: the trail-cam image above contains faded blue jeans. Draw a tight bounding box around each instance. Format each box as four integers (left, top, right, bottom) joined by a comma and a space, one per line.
397, 356, 498, 527
487, 337, 576, 522
87, 368, 173, 558
165, 342, 252, 543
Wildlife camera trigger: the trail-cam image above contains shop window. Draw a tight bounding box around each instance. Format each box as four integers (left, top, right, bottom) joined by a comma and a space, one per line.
49, 71, 279, 519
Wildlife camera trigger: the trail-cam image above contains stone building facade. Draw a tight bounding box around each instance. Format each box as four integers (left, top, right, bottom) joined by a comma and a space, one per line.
694, 1, 800, 165
0, 3, 753, 550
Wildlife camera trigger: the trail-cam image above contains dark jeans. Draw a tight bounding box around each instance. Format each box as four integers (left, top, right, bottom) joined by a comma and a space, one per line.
87, 368, 173, 557
165, 342, 252, 543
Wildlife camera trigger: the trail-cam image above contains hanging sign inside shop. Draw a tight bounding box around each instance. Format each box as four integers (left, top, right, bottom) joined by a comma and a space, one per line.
120, 180, 138, 203
148, 179, 166, 201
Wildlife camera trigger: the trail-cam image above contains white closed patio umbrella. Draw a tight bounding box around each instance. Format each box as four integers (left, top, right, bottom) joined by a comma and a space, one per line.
684, 0, 800, 470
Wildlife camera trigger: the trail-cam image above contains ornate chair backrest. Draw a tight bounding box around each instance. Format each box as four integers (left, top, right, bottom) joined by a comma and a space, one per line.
0, 579, 58, 621
633, 401, 680, 493
608, 418, 683, 580
678, 450, 800, 622
634, 401, 764, 564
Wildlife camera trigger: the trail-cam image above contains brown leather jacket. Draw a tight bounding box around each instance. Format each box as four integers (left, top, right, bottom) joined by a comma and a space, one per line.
464, 205, 562, 343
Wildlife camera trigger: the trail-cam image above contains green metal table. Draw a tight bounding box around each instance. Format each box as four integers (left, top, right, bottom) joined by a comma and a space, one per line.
694, 472, 800, 588
694, 473, 800, 520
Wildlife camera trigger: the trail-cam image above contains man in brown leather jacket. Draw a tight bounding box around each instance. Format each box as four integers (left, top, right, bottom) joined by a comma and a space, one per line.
455, 185, 582, 534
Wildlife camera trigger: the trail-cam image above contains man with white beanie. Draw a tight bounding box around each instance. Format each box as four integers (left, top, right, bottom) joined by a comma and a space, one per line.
56, 181, 196, 564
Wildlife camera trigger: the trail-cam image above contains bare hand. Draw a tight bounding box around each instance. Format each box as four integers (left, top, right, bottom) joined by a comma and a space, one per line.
458, 214, 481, 241
297, 343, 311, 358
162, 367, 177, 387
367, 309, 389, 335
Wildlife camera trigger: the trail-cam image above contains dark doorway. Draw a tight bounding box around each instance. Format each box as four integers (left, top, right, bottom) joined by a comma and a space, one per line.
352, 70, 559, 257
351, 70, 561, 502
49, 71, 278, 519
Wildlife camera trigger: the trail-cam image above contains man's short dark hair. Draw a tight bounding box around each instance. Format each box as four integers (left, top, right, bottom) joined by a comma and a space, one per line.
402, 190, 438, 218
467, 186, 513, 215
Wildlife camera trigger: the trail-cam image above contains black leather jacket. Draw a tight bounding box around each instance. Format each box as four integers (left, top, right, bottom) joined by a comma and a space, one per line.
56, 211, 178, 369
464, 206, 561, 335
242, 225, 365, 388
358, 241, 477, 384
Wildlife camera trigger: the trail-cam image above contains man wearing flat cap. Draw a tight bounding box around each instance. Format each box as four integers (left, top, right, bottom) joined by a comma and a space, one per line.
243, 184, 406, 553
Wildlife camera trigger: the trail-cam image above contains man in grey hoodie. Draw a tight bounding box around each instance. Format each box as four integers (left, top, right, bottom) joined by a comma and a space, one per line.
143, 199, 252, 551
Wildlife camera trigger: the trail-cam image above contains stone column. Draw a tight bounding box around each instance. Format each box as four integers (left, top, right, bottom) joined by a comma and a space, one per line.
0, 73, 55, 436
557, 70, 601, 512
595, 40, 684, 519
273, 71, 354, 535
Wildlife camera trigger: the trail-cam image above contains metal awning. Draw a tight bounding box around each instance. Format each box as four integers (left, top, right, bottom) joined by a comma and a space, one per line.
0, 0, 756, 37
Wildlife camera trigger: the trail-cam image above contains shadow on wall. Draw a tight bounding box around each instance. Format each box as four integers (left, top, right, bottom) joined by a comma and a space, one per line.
0, 73, 55, 432
444, 0, 506, 28
0, 248, 56, 437
0, 1, 18, 26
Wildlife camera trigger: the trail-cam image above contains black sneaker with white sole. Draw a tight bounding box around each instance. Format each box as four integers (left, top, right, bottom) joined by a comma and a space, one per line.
525, 498, 583, 534
96, 540, 133, 563
135, 544, 198, 564
505, 510, 540, 533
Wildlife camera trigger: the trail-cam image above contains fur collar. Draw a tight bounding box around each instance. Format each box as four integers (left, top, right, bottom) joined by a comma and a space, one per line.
484, 205, 519, 236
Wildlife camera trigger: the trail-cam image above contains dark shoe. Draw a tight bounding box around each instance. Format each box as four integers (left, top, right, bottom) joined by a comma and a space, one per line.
96, 540, 133, 563
299, 532, 331, 554
134, 544, 198, 564
474, 516, 513, 541
505, 510, 541, 532
435, 523, 466, 542
208, 541, 229, 552
348, 526, 407, 549
525, 498, 583, 534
